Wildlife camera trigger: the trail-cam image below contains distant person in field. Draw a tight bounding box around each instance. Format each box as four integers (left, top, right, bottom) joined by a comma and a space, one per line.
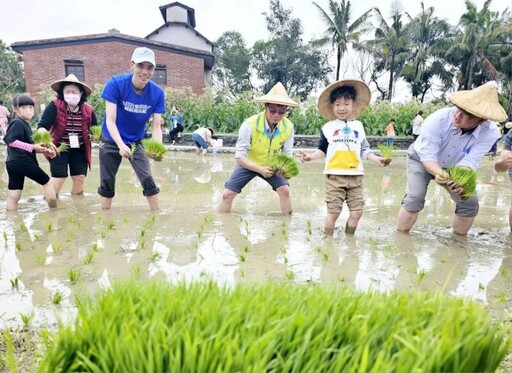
0, 99, 10, 138
494, 128, 512, 232
411, 110, 423, 140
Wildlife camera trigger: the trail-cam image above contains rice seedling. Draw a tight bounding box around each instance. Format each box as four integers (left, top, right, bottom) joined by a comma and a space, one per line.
67, 214, 76, 223
91, 243, 100, 252
31, 131, 53, 146
417, 269, 427, 284
39, 281, 512, 373
100, 229, 106, 239
33, 232, 41, 241
51, 290, 64, 305
501, 268, 508, 278
239, 254, 246, 262
56, 143, 69, 153
10, 275, 20, 290
123, 217, 130, 224
19, 310, 35, 328
46, 223, 53, 232
139, 237, 146, 249
140, 228, 146, 238
321, 251, 329, 262
141, 138, 167, 161
270, 154, 300, 179
498, 291, 506, 304
15, 241, 22, 251
68, 268, 82, 284
283, 256, 288, 264
338, 275, 346, 282
52, 243, 62, 253
479, 283, 485, 291
132, 265, 142, 278
2, 329, 16, 372
204, 214, 214, 224
314, 245, 322, 253
377, 144, 395, 165
285, 269, 295, 280
34, 253, 46, 265
106, 221, 116, 230
281, 222, 287, 240
445, 166, 477, 200
150, 250, 160, 262
368, 237, 378, 245
89, 125, 102, 141
83, 251, 95, 265
242, 244, 250, 253
280, 247, 287, 254
66, 229, 75, 242
19, 222, 27, 232
383, 244, 396, 255
3, 231, 7, 242
306, 219, 312, 235
197, 226, 204, 238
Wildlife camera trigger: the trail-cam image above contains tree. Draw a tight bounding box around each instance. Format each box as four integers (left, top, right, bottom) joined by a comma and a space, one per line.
312, 0, 372, 80
401, 2, 454, 101
444, 0, 512, 90
252, 0, 332, 100
367, 2, 410, 101
0, 40, 25, 98
212, 31, 253, 98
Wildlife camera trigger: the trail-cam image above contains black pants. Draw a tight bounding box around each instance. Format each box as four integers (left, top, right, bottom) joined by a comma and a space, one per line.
169, 123, 184, 141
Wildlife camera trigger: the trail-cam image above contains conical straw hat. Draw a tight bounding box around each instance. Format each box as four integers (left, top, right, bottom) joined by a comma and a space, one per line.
50, 74, 92, 96
317, 79, 371, 120
254, 82, 299, 107
449, 81, 507, 122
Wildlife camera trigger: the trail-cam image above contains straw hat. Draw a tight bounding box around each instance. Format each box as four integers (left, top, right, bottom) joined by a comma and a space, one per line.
449, 81, 507, 122
50, 74, 92, 96
317, 79, 371, 120
254, 82, 299, 108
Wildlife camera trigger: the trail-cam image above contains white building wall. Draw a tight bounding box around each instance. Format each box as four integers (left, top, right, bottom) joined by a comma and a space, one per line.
148, 26, 212, 53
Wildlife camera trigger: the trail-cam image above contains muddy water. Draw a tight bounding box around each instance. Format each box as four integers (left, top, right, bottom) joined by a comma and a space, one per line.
0, 148, 511, 328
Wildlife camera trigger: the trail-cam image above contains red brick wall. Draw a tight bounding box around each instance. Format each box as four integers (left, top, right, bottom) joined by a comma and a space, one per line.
22, 41, 206, 100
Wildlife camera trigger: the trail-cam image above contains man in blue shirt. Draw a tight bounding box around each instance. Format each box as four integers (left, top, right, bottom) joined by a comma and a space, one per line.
396, 82, 506, 235
98, 47, 165, 211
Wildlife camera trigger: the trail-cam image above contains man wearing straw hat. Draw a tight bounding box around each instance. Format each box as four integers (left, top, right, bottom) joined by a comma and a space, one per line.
217, 82, 299, 215
494, 122, 512, 231
396, 81, 506, 235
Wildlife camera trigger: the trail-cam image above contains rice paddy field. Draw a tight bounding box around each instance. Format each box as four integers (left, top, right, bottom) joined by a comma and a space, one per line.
0, 147, 511, 370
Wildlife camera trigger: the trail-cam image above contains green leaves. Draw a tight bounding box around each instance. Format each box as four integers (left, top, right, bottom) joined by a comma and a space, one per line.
40, 281, 511, 372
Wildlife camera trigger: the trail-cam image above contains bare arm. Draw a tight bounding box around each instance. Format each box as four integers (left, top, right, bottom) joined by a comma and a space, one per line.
495, 149, 512, 172
298, 149, 325, 162
151, 113, 163, 143
105, 101, 131, 158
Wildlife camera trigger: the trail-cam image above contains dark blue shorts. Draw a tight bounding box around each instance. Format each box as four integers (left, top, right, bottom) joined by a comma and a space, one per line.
224, 164, 289, 193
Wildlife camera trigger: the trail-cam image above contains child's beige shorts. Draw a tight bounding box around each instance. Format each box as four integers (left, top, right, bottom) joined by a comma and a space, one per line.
325, 174, 364, 214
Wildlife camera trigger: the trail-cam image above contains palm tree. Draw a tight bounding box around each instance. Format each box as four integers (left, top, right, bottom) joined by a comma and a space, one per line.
444, 0, 511, 90
367, 2, 410, 100
401, 2, 454, 101
312, 0, 373, 80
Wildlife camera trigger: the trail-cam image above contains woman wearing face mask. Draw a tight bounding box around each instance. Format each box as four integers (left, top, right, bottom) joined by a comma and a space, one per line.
37, 74, 97, 195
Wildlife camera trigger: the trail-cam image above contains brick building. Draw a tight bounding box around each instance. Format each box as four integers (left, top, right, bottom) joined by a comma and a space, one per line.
11, 2, 214, 100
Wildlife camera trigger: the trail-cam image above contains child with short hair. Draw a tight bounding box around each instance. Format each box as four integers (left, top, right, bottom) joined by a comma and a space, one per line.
299, 79, 388, 235
4, 94, 57, 210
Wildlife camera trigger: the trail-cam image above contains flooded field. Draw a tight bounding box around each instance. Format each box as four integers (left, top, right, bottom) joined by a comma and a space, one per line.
0, 147, 511, 328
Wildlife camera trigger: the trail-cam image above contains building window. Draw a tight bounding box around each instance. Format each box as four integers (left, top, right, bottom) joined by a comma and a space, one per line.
152, 65, 167, 85
64, 60, 85, 81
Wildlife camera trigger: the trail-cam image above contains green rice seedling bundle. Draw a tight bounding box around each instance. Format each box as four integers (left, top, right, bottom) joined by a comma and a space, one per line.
271, 154, 300, 179
57, 143, 69, 153
89, 125, 102, 141
40, 281, 511, 373
446, 166, 477, 200
31, 131, 53, 147
141, 139, 167, 161
377, 144, 395, 165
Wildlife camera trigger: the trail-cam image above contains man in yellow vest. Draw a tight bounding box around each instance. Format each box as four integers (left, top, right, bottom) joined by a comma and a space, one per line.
218, 82, 299, 215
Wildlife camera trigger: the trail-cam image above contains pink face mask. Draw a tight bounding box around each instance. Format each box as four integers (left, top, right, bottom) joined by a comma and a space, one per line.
64, 93, 81, 106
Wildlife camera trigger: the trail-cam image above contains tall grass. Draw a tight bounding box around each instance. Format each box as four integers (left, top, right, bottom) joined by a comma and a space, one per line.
40, 281, 511, 372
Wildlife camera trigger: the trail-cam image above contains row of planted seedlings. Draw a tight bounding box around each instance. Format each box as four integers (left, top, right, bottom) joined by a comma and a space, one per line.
26, 279, 511, 372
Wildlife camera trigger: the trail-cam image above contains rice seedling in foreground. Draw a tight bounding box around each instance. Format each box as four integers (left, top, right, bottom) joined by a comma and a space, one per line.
270, 154, 300, 179
141, 138, 167, 161
56, 143, 69, 153
444, 166, 477, 200
377, 144, 395, 165
39, 281, 512, 373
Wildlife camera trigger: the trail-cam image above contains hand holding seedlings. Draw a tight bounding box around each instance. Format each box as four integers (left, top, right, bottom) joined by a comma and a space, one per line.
118, 143, 132, 159
34, 143, 56, 158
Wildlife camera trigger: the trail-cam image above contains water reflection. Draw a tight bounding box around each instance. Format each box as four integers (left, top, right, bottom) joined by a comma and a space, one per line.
0, 149, 511, 328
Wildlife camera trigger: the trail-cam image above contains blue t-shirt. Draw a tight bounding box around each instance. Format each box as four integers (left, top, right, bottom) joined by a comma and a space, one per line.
101, 73, 165, 143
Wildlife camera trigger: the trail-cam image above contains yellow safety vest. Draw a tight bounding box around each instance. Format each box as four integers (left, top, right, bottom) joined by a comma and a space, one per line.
247, 111, 293, 166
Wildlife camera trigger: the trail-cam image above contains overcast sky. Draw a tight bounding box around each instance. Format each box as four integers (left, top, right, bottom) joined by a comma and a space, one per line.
2, 0, 511, 46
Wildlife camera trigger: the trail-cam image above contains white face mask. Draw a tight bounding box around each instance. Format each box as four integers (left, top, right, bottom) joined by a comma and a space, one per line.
64, 93, 81, 106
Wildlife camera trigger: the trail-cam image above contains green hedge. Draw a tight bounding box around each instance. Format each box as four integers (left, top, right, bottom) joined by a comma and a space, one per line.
36, 85, 445, 136
40, 280, 511, 372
